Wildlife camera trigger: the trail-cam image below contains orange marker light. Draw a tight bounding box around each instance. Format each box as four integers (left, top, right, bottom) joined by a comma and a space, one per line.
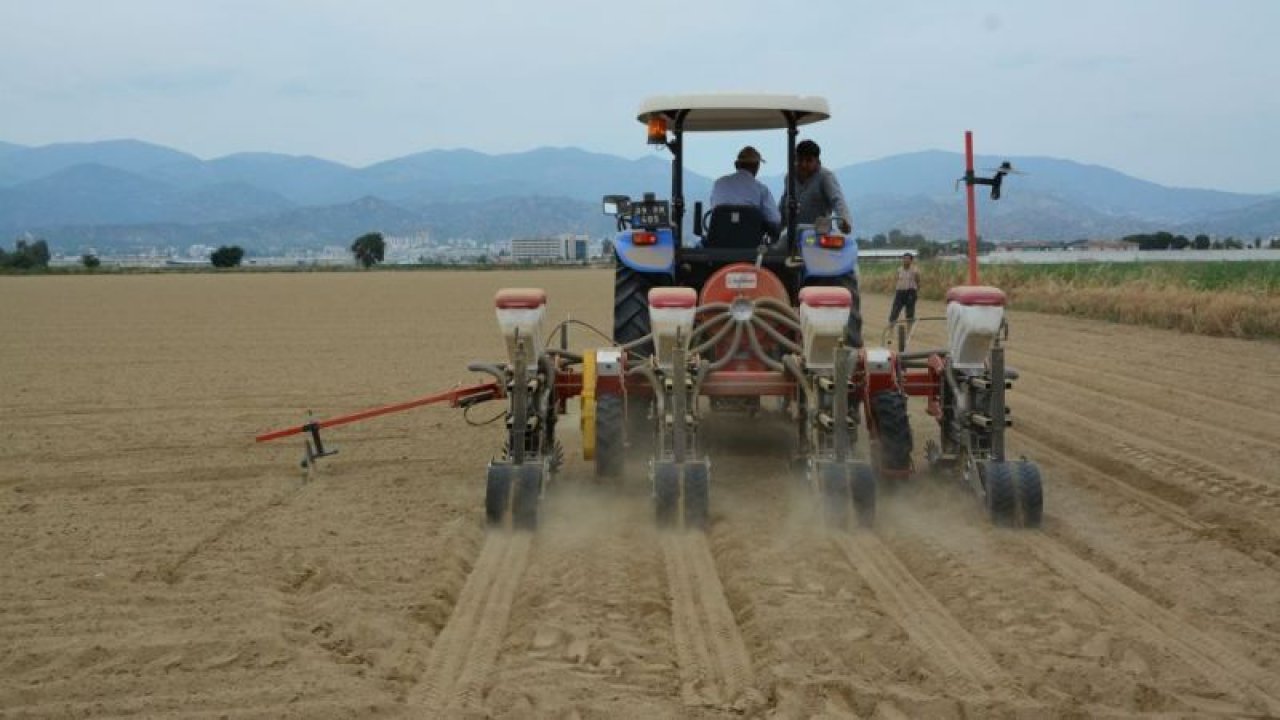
818, 234, 845, 249
646, 116, 669, 145
632, 231, 657, 246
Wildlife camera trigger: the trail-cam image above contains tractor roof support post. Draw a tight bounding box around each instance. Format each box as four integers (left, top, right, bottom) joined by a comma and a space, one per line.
964, 130, 979, 285
785, 112, 799, 252
671, 110, 688, 248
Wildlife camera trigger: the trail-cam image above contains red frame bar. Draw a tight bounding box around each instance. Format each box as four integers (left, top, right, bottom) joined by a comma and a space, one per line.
255, 381, 503, 443
699, 371, 794, 397
902, 369, 940, 397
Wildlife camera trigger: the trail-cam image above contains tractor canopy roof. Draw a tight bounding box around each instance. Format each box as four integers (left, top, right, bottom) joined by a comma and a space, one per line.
637, 94, 830, 132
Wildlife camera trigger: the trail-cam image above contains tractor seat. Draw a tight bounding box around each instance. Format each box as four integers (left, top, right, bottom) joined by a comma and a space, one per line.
705, 204, 772, 250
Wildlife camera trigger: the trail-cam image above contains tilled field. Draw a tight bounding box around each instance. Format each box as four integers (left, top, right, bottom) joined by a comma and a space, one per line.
2, 270, 1278, 719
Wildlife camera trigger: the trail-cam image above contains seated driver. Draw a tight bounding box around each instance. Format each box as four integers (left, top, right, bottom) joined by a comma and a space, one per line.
709, 146, 782, 236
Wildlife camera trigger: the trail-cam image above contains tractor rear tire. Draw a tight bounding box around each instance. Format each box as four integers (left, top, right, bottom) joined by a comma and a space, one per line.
1014, 460, 1044, 529
595, 394, 625, 479
851, 461, 877, 529
983, 461, 1016, 527
614, 264, 666, 358
804, 272, 863, 348
871, 390, 914, 473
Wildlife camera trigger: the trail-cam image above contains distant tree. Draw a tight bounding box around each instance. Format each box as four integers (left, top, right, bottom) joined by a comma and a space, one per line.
1255, 236, 1263, 249
1171, 234, 1190, 250
0, 238, 51, 269
81, 254, 101, 269
27, 239, 50, 267
1193, 234, 1211, 250
351, 232, 386, 268
1224, 237, 1243, 250
210, 245, 245, 268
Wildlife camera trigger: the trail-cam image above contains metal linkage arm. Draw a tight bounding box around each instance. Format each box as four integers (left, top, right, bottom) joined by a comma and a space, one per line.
255, 381, 504, 443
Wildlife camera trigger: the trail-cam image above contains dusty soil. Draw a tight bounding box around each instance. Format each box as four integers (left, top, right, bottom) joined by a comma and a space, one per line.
2, 269, 1278, 718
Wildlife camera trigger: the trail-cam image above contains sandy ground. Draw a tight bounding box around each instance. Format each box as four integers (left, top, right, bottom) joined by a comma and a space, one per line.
2, 269, 1279, 719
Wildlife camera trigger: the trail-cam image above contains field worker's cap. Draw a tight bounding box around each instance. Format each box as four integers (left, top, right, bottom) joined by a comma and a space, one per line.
903, 252, 914, 258
736, 146, 764, 164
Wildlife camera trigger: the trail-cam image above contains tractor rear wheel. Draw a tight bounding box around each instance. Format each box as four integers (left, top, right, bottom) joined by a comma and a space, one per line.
803, 272, 863, 348
595, 394, 625, 479
613, 265, 662, 459
871, 390, 913, 474
614, 264, 666, 357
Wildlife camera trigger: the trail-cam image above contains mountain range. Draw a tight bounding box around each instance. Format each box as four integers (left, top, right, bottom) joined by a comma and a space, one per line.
2, 139, 1278, 254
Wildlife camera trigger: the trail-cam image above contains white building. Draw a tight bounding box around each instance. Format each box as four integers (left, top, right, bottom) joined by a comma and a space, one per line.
510, 234, 589, 262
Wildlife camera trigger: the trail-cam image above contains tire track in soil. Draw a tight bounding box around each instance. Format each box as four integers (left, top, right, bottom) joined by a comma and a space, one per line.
479, 485, 679, 718
878, 487, 1275, 716
661, 531, 756, 710
1025, 370, 1280, 455
1022, 534, 1280, 716
1016, 376, 1278, 485
1014, 393, 1279, 500
1008, 347, 1280, 438
1007, 345, 1280, 420
271, 515, 481, 704
151, 477, 310, 584
1015, 426, 1280, 572
1011, 431, 1207, 534
406, 531, 532, 716
833, 532, 1006, 699
1012, 411, 1280, 568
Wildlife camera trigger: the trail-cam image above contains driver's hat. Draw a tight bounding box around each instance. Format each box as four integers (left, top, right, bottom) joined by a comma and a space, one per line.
736, 146, 764, 164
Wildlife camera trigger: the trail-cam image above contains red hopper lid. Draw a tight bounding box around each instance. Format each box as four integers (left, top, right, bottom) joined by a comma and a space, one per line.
494, 288, 547, 309
799, 286, 852, 308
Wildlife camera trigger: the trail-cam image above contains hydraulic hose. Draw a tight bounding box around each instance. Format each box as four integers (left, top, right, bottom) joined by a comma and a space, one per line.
691, 315, 739, 357
749, 315, 803, 355
754, 306, 802, 333
746, 324, 785, 371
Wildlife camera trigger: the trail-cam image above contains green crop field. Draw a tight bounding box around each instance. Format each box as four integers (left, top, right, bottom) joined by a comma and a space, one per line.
861, 260, 1280, 339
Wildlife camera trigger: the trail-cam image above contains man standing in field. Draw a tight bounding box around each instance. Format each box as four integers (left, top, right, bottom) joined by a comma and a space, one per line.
889, 252, 920, 325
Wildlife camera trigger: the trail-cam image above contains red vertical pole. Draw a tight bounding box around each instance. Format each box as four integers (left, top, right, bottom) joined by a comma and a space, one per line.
965, 130, 979, 285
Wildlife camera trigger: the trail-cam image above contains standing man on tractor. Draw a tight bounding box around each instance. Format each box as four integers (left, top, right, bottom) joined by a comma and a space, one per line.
889, 252, 921, 326
780, 139, 854, 234
709, 145, 782, 235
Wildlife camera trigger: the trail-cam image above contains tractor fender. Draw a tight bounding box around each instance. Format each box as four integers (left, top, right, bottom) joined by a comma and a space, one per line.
797, 227, 859, 278
614, 228, 675, 274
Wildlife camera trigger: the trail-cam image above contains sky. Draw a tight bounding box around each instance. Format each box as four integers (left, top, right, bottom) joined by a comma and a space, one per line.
2, 0, 1278, 193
